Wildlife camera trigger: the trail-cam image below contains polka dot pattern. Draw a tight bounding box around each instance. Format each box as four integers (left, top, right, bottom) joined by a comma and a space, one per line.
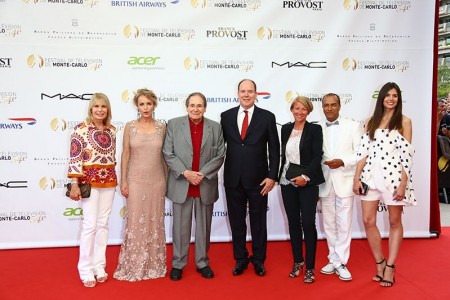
356, 129, 416, 205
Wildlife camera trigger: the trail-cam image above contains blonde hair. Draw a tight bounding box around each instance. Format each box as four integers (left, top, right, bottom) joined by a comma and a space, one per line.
133, 88, 158, 108
85, 93, 112, 127
290, 96, 313, 113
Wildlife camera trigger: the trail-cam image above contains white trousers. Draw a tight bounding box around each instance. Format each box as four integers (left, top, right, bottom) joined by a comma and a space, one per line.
319, 185, 354, 267
78, 187, 115, 280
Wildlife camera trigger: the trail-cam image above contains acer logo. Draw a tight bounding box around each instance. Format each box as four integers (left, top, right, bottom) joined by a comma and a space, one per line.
127, 56, 160, 65
40, 93, 93, 101
63, 208, 83, 217
271, 61, 326, 68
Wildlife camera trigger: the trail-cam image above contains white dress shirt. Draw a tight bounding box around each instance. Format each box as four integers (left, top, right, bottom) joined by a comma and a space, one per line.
237, 105, 255, 134
325, 117, 340, 154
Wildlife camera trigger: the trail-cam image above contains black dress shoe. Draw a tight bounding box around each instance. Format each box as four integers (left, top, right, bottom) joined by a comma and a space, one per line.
232, 261, 249, 276
170, 268, 183, 281
254, 263, 266, 276
197, 265, 214, 279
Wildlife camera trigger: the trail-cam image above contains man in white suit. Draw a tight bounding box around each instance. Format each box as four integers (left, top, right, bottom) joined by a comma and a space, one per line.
318, 93, 362, 281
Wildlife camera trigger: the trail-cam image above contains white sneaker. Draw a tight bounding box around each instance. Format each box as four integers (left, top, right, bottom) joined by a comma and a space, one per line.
335, 264, 352, 281
320, 262, 335, 275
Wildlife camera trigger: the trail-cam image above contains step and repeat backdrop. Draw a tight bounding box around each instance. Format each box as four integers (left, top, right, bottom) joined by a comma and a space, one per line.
0, 1, 435, 249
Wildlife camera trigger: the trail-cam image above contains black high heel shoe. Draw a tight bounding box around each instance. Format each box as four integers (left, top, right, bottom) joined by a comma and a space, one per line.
373, 258, 386, 282
381, 264, 395, 287
304, 269, 315, 284
289, 262, 304, 278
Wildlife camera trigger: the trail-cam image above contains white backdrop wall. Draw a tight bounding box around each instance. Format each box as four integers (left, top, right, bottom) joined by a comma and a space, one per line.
0, 1, 435, 249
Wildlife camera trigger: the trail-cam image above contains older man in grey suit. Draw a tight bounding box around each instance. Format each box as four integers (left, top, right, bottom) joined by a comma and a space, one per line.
163, 92, 225, 281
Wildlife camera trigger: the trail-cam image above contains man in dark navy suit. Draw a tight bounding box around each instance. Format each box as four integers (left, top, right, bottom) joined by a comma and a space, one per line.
220, 79, 280, 276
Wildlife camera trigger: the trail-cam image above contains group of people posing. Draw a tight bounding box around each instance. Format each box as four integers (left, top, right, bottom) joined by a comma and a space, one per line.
67, 79, 416, 288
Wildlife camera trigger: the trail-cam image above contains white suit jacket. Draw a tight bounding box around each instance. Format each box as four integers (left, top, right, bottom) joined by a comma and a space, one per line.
318, 116, 363, 198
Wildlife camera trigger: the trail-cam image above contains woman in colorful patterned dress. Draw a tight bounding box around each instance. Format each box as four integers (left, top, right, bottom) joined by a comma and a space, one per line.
68, 93, 118, 288
353, 82, 416, 288
113, 88, 167, 281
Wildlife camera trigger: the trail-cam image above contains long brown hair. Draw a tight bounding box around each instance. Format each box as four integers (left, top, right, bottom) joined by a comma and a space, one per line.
366, 82, 403, 140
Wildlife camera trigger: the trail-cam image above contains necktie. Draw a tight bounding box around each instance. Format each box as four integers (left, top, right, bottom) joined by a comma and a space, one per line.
241, 110, 248, 140
326, 120, 339, 127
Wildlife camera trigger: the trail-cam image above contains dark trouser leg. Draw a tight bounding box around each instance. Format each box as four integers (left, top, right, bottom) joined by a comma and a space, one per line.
247, 186, 268, 265
225, 185, 249, 264
299, 186, 319, 270
281, 184, 304, 264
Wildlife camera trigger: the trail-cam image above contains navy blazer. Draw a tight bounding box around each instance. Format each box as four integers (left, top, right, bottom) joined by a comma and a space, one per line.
278, 121, 325, 186
221, 105, 280, 188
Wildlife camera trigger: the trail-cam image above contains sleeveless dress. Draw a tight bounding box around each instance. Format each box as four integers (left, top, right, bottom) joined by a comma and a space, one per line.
357, 129, 416, 206
114, 120, 167, 281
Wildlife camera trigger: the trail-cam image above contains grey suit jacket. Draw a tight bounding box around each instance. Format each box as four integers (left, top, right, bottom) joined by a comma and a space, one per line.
163, 116, 225, 205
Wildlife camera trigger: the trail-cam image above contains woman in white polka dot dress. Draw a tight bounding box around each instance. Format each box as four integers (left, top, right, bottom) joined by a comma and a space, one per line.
353, 82, 416, 288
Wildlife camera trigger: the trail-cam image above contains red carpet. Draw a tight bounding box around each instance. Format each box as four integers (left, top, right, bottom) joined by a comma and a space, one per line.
2, 229, 450, 300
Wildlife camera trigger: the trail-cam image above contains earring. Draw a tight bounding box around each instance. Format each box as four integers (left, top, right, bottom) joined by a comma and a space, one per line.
137, 111, 141, 119
152, 111, 155, 119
